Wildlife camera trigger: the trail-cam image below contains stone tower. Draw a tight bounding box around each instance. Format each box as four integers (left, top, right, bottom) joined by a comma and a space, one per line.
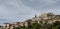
35, 15, 37, 18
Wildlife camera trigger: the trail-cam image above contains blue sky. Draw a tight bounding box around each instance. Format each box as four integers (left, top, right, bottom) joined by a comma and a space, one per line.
0, 0, 60, 25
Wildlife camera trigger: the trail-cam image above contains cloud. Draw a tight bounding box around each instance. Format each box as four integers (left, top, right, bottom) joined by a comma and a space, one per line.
0, 0, 40, 25
21, 0, 60, 9
21, 0, 60, 13
0, 0, 60, 25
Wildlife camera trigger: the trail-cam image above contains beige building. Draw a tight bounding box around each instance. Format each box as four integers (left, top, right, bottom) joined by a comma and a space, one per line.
10, 25, 14, 29
20, 22, 24, 27
40, 13, 55, 20
24, 22, 28, 27
13, 22, 21, 27
24, 19, 32, 27
2, 23, 12, 29
0, 13, 60, 29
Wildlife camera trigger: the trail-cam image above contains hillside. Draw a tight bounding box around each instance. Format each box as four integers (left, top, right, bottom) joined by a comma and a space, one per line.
0, 13, 60, 29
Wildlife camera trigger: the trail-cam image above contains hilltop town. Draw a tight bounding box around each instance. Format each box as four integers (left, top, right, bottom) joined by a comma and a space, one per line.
0, 13, 60, 29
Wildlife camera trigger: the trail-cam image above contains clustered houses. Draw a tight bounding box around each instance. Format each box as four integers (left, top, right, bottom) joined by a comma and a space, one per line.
0, 13, 60, 29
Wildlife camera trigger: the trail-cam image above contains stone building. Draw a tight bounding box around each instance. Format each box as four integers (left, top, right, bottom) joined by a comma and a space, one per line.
31, 15, 39, 24
24, 19, 32, 27
40, 13, 55, 20
13, 22, 21, 27
0, 13, 60, 29
20, 22, 24, 27
24, 22, 28, 27
2, 23, 12, 29
10, 25, 14, 29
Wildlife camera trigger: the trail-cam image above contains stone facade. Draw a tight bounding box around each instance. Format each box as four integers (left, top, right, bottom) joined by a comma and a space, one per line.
20, 22, 24, 27
24, 22, 28, 27
2, 23, 12, 29
0, 13, 60, 29
13, 22, 20, 27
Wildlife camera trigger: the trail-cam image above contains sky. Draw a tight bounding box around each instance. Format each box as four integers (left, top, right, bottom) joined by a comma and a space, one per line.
0, 0, 60, 25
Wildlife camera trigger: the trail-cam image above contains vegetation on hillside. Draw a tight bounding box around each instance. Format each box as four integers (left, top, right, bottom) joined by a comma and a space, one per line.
15, 21, 60, 29
15, 13, 60, 29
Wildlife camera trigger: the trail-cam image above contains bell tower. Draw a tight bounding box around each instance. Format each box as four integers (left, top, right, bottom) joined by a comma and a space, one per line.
35, 15, 37, 18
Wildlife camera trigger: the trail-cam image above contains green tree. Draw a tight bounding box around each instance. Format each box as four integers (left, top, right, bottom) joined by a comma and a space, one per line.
52, 21, 60, 29
31, 23, 41, 29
